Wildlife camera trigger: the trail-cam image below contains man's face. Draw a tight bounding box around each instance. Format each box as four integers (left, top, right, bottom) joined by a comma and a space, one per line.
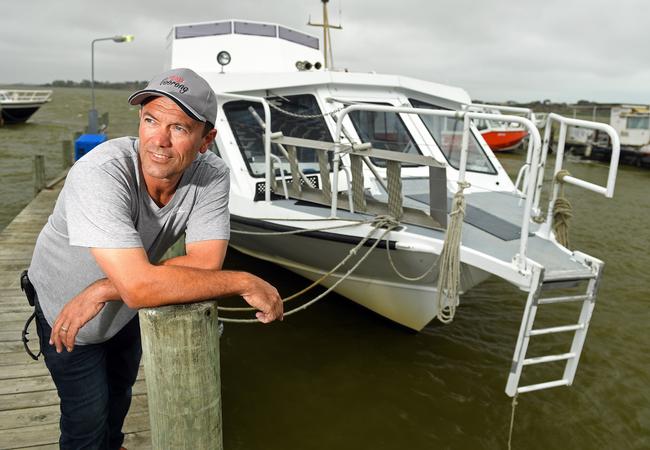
138, 96, 216, 184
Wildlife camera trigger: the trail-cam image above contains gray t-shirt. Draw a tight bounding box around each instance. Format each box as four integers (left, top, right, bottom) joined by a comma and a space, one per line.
29, 136, 230, 344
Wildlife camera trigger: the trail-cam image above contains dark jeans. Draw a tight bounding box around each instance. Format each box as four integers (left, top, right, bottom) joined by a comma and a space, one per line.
34, 300, 142, 450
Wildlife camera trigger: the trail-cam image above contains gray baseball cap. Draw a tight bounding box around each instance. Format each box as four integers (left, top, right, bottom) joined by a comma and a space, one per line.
128, 68, 217, 126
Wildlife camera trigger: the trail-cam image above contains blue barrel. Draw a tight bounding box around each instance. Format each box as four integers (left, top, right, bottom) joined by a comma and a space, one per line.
74, 134, 107, 160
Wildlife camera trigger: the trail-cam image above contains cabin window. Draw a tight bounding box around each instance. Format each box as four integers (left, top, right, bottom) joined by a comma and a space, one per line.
223, 94, 333, 178
234, 22, 277, 37
347, 105, 422, 167
278, 27, 319, 49
409, 98, 497, 175
626, 115, 650, 130
175, 22, 232, 39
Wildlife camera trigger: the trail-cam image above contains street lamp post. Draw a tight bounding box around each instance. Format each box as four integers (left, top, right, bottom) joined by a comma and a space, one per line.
89, 34, 134, 134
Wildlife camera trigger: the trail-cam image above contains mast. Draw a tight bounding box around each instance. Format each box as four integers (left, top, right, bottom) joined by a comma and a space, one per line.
308, 0, 342, 69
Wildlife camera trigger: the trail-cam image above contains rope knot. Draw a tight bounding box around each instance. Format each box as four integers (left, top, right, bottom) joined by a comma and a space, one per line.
552, 170, 573, 247
555, 169, 571, 183
372, 215, 400, 229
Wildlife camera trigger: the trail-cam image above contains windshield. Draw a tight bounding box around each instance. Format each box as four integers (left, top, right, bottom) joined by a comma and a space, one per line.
223, 94, 333, 177
409, 98, 496, 174
347, 105, 422, 167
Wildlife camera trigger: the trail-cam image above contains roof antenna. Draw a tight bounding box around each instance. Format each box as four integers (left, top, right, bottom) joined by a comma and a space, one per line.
308, 0, 342, 70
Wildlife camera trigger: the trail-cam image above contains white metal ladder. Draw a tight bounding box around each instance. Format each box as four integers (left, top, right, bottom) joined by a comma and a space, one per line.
505, 255, 604, 396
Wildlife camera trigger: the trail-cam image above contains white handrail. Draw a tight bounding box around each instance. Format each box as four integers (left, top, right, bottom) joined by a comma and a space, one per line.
334, 104, 542, 271
465, 103, 535, 120
0, 90, 52, 103
514, 163, 530, 193
537, 113, 620, 239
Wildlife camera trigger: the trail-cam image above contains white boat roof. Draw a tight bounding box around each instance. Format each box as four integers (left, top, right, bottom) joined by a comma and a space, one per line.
167, 19, 472, 107
201, 70, 471, 106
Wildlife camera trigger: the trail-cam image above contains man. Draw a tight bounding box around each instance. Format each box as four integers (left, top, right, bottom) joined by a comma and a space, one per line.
28, 67, 283, 450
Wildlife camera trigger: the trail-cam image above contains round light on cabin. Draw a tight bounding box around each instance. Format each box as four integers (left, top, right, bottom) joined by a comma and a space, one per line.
217, 51, 231, 66
314, 61, 322, 70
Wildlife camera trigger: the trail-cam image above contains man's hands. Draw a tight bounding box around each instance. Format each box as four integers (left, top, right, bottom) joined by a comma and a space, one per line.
49, 292, 105, 353
241, 273, 284, 323
49, 269, 283, 353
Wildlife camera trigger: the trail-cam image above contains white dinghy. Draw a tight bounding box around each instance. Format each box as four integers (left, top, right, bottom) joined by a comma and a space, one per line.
165, 19, 621, 396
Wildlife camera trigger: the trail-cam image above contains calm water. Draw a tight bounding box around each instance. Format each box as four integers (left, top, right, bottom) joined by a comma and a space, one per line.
1, 89, 648, 449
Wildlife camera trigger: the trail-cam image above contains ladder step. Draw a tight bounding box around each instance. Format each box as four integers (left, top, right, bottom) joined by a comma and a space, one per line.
517, 379, 570, 394
529, 324, 585, 336
523, 352, 576, 366
538, 294, 590, 305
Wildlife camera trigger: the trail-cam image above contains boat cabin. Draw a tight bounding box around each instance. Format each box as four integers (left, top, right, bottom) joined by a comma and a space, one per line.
165, 19, 516, 202
609, 104, 650, 148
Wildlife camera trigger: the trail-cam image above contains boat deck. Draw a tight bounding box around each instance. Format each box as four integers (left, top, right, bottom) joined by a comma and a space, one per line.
256, 186, 591, 283
0, 181, 152, 449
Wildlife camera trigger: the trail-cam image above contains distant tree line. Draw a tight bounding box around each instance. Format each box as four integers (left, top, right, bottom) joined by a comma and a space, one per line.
47, 80, 148, 90
477, 99, 610, 115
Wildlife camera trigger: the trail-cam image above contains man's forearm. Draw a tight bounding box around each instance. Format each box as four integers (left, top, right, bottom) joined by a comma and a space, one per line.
82, 253, 221, 306
80, 278, 121, 304
91, 246, 282, 321
123, 266, 254, 308
85, 264, 257, 309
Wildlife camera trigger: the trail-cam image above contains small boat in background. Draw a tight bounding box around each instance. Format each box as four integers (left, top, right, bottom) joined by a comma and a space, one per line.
0, 89, 52, 124
469, 104, 535, 151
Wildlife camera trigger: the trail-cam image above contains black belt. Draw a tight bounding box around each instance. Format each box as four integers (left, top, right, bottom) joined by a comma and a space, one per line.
21, 270, 41, 360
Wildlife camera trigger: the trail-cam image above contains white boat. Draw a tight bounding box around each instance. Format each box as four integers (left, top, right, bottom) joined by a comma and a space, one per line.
164, 18, 621, 396
0, 89, 52, 124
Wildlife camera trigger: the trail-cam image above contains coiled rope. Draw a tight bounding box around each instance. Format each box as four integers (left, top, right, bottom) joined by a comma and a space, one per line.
435, 181, 470, 323
552, 169, 572, 247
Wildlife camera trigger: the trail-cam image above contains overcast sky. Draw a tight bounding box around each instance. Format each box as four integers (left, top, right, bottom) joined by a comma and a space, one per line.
2, 0, 649, 103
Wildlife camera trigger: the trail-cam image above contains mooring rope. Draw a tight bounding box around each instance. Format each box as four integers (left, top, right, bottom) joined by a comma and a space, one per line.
266, 98, 347, 120
383, 238, 438, 282
552, 169, 572, 247
507, 393, 519, 450
220, 219, 383, 311
219, 216, 399, 323
434, 180, 470, 324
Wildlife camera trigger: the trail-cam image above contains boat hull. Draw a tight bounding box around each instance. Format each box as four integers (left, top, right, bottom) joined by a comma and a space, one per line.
0, 105, 43, 124
230, 218, 491, 330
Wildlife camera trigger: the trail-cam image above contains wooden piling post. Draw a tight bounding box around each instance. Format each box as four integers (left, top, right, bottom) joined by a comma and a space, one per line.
62, 139, 73, 168
139, 301, 223, 450
33, 154, 45, 196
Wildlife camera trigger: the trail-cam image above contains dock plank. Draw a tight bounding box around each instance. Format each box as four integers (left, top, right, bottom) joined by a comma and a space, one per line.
0, 379, 147, 412
0, 181, 152, 448
0, 394, 149, 431
0, 410, 150, 450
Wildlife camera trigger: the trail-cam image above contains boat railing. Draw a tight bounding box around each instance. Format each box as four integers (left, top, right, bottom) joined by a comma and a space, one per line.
464, 103, 536, 122
535, 113, 620, 240
334, 104, 542, 271
0, 90, 52, 103
218, 94, 545, 271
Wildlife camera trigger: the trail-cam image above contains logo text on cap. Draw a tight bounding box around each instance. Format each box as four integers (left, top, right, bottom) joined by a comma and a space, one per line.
160, 76, 189, 94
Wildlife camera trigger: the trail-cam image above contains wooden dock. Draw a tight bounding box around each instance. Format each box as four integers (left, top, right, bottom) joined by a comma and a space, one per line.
0, 180, 152, 449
